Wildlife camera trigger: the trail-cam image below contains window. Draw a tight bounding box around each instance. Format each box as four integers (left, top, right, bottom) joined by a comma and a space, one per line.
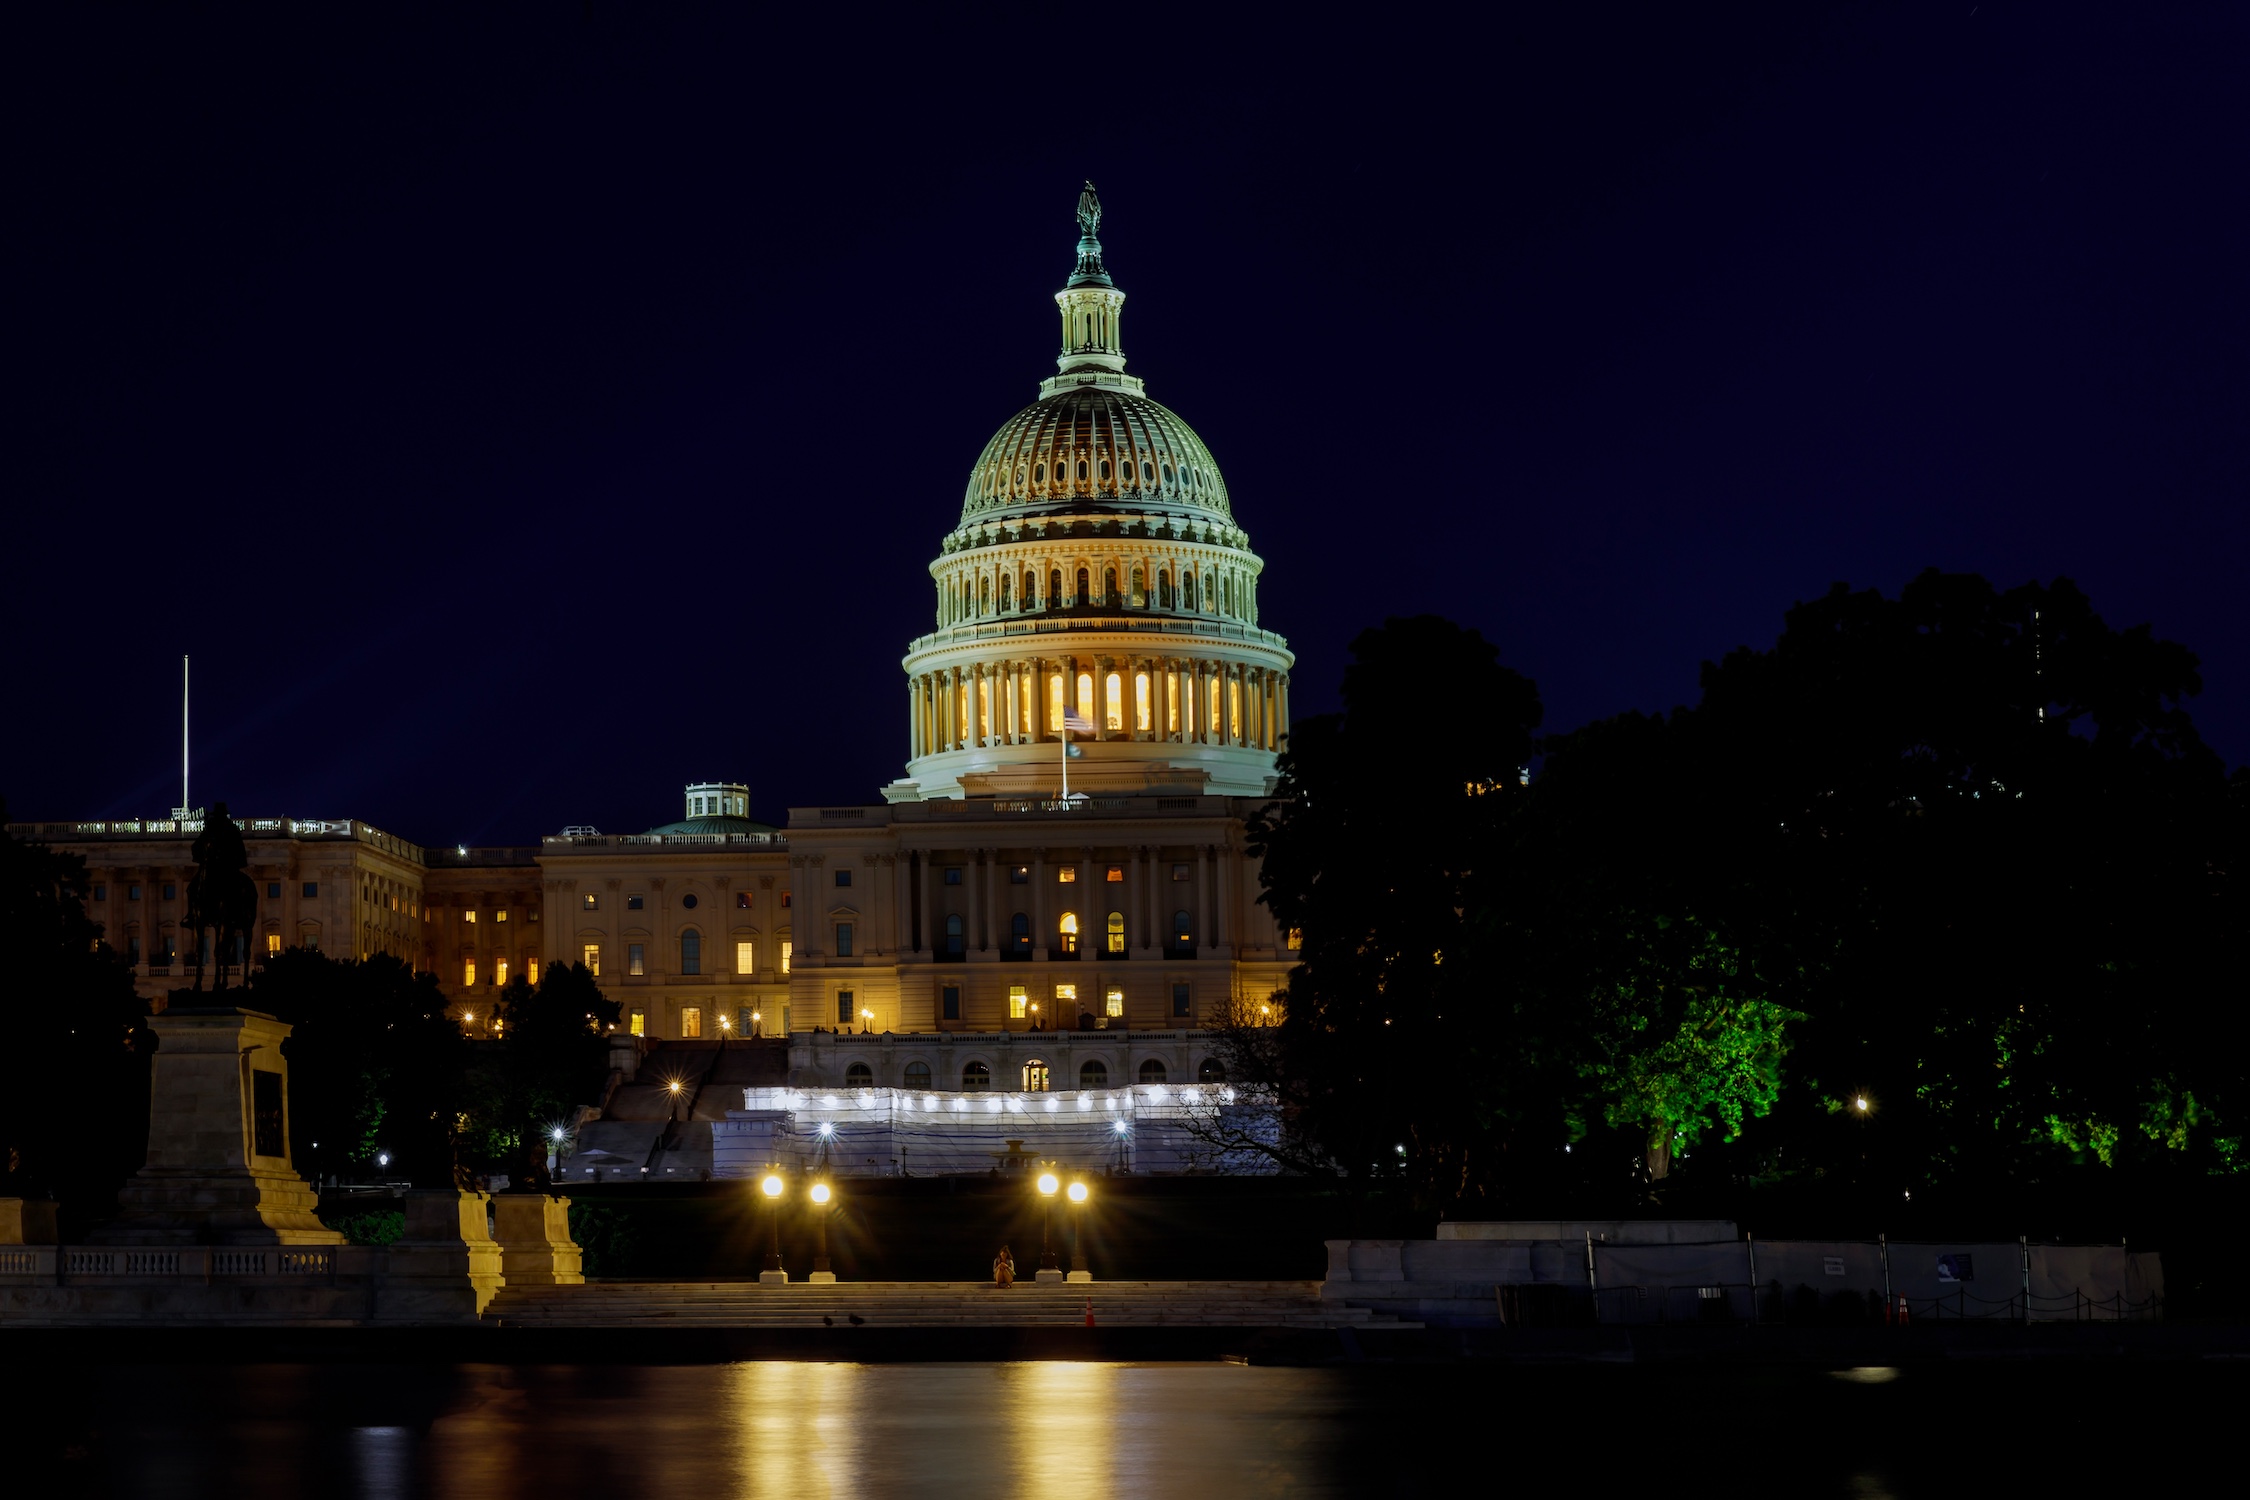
527, 959, 539, 985
583, 943, 601, 975
735, 891, 751, 909
1172, 983, 1192, 1018
129, 884, 142, 900
496, 909, 509, 923
906, 1061, 932, 1089
1104, 672, 1123, 730
736, 940, 755, 973
681, 1007, 703, 1039
464, 910, 478, 925
944, 913, 964, 956
840, 1061, 874, 1090
1023, 1060, 1050, 1092
1106, 911, 1125, 954
1172, 863, 1190, 881
463, 960, 477, 988
681, 931, 701, 974
782, 892, 791, 908
1048, 671, 1064, 729
835, 922, 855, 957
265, 933, 281, 954
835, 869, 852, 888
1135, 672, 1151, 731
1171, 910, 1193, 951
1009, 985, 1028, 1020
582, 892, 599, 910
680, 895, 696, 911
628, 943, 646, 976
628, 894, 644, 911
943, 867, 963, 886
942, 985, 962, 1021
837, 989, 855, 1025
1057, 866, 1077, 884
1009, 912, 1031, 955
781, 940, 792, 974
629, 1008, 645, 1037
302, 882, 316, 898
1139, 1059, 1168, 1084
1106, 987, 1125, 1018
1199, 1059, 1227, 1083
1286, 926, 1304, 951
962, 1061, 991, 1091
1057, 912, 1078, 953
1081, 1060, 1109, 1088
128, 935, 142, 964
494, 959, 509, 987
1105, 865, 1125, 883
1010, 864, 1028, 884
268, 882, 282, 899
1054, 983, 1077, 1013
162, 882, 177, 900
1076, 671, 1095, 725
158, 935, 175, 964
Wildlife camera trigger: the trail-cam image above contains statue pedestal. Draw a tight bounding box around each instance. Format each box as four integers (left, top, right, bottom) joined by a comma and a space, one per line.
0, 1198, 58, 1245
492, 1193, 583, 1286
107, 1009, 342, 1247
374, 1190, 504, 1322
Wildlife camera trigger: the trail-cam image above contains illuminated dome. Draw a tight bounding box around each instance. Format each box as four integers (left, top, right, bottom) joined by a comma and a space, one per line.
886, 184, 1293, 804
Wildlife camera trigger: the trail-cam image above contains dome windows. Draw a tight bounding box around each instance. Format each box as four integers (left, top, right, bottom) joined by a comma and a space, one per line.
1162, 464, 1175, 485
1034, 464, 1046, 483
1076, 460, 1089, 482
1099, 460, 1111, 482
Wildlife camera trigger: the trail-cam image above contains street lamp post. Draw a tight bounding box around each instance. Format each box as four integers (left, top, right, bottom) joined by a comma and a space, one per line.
809, 1180, 836, 1283
1066, 1180, 1091, 1282
860, 1007, 873, 1035
759, 1171, 788, 1284
1035, 1170, 1064, 1282
751, 1009, 762, 1039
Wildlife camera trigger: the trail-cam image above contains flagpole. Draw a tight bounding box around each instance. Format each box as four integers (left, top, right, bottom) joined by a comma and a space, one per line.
1060, 717, 1069, 802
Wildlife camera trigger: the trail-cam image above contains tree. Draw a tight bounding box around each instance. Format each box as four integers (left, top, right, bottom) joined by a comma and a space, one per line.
467, 962, 618, 1188
0, 800, 149, 1209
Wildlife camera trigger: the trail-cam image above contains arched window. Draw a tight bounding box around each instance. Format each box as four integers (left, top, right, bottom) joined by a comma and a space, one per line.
1023, 1060, 1050, 1091
1076, 671, 1095, 726
1104, 567, 1118, 601
1050, 569, 1064, 607
1106, 911, 1126, 954
905, 1061, 932, 1089
1138, 1059, 1168, 1085
1163, 463, 1175, 485
1159, 571, 1172, 609
1103, 672, 1123, 730
1057, 911, 1079, 954
1134, 671, 1151, 732
1010, 911, 1032, 956
1171, 909, 1193, 953
1076, 460, 1089, 481
1198, 1059, 1227, 1084
999, 575, 1011, 611
680, 930, 701, 975
1130, 566, 1144, 604
1080, 1060, 1109, 1089
1141, 461, 1154, 482
1075, 568, 1089, 605
845, 1062, 873, 1088
1182, 573, 1197, 610
1098, 460, 1111, 482
980, 577, 991, 614
962, 1061, 991, 1091
1034, 463, 1045, 484
944, 913, 964, 956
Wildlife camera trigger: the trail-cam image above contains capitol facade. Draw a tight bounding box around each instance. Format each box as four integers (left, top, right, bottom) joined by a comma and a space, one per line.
12, 189, 1297, 1171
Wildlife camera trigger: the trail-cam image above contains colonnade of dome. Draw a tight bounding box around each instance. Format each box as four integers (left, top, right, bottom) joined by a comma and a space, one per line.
887, 185, 1292, 803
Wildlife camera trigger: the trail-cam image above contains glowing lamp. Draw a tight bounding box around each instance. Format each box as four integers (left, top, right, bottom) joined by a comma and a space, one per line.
1037, 1172, 1059, 1197
1067, 1181, 1088, 1203
761, 1174, 784, 1199
810, 1181, 831, 1205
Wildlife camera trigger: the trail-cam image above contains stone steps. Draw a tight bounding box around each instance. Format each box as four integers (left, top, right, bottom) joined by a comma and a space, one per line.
484, 1279, 1422, 1329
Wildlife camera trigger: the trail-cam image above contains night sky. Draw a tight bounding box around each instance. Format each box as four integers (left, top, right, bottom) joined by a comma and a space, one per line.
6, 5, 2244, 846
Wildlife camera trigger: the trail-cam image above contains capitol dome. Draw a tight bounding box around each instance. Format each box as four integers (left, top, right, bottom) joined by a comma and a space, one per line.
886, 184, 1293, 805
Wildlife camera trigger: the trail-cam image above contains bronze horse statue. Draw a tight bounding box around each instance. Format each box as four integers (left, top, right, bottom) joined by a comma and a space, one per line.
184, 801, 260, 992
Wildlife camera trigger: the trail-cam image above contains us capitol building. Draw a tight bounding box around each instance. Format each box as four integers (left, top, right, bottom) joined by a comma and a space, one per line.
14, 188, 1295, 1173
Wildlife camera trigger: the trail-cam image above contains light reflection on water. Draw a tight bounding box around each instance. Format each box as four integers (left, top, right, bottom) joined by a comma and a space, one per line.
44, 1357, 2241, 1498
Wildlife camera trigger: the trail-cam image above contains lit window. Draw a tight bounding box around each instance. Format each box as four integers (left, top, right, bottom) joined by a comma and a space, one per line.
781, 940, 792, 973
943, 985, 962, 1020
1076, 672, 1095, 726
1172, 983, 1192, 1018
1106, 911, 1125, 953
1105, 865, 1125, 882
1229, 677, 1243, 739
1167, 672, 1180, 732
1106, 987, 1124, 1018
681, 932, 701, 974
1057, 912, 1079, 953
463, 960, 477, 988
583, 892, 598, 910
1048, 673, 1065, 731
527, 959, 539, 984
682, 1007, 702, 1039
464, 911, 477, 925
835, 923, 853, 958
1286, 927, 1304, 950
1054, 983, 1077, 1014
1104, 672, 1123, 730
495, 910, 508, 924
1135, 672, 1151, 731
1057, 866, 1077, 884
1009, 985, 1028, 1019
1023, 1060, 1050, 1092
629, 1008, 644, 1037
736, 940, 755, 973
266, 933, 281, 954
494, 959, 509, 987
782, 891, 791, 907
583, 943, 600, 975
629, 944, 646, 977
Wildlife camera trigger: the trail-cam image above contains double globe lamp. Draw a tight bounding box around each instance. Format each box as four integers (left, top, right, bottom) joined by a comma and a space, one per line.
1035, 1171, 1094, 1284
757, 1172, 839, 1285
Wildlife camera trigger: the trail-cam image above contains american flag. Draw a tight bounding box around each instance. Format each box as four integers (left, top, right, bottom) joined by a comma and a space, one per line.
1062, 707, 1096, 735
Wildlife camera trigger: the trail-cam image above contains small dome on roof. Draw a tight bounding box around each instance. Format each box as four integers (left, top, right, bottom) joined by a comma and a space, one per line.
642, 813, 775, 837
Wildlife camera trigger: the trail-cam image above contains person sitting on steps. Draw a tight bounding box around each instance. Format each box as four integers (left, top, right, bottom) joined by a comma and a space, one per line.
993, 1245, 1015, 1287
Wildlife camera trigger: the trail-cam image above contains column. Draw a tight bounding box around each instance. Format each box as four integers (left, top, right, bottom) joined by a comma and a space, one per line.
1215, 843, 1235, 950
1277, 672, 1290, 749
914, 850, 931, 957
1095, 655, 1114, 740
973, 849, 989, 952
893, 852, 914, 960
1004, 661, 1020, 744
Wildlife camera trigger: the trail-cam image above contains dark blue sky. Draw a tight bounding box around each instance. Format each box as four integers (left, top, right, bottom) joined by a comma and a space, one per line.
6, 4, 2244, 844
